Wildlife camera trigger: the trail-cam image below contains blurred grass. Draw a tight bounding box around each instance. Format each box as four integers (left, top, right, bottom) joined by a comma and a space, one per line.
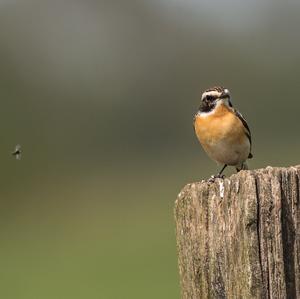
0, 154, 191, 299
0, 170, 180, 299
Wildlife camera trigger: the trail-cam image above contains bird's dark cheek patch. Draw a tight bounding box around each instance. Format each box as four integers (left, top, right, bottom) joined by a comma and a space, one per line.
199, 101, 216, 113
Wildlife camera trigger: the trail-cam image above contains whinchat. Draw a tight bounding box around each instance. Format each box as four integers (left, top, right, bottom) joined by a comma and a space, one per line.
194, 86, 252, 179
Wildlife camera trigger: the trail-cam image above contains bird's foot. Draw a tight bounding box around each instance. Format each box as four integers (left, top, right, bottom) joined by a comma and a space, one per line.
208, 174, 225, 183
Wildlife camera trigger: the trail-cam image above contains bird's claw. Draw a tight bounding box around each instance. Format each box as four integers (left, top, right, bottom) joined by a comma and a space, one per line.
208, 174, 225, 183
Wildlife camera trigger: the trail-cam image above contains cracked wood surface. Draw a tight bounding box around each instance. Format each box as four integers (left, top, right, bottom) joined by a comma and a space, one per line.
175, 166, 300, 299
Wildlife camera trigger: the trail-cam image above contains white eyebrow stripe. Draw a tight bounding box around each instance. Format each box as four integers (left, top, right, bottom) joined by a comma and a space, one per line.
201, 90, 221, 100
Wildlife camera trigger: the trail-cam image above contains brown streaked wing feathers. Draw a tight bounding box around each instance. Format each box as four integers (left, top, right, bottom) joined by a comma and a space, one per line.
234, 109, 253, 158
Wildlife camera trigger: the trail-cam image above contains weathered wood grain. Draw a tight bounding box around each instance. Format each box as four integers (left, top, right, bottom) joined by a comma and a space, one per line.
175, 166, 300, 299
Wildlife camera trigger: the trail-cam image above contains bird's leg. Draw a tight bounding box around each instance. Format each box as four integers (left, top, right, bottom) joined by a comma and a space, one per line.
217, 164, 227, 177
208, 164, 227, 182
236, 162, 248, 172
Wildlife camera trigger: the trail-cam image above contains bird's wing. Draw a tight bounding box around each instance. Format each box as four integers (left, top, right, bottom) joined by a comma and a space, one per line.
234, 109, 253, 158
192, 113, 197, 130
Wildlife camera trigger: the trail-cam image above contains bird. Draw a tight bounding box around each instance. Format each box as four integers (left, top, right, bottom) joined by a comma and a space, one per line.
193, 86, 252, 180
12, 144, 22, 160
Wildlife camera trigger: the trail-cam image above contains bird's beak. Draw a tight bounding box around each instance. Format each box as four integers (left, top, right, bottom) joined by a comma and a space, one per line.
219, 91, 229, 99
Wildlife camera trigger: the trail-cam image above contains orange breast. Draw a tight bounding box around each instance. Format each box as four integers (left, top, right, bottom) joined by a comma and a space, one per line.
194, 104, 248, 159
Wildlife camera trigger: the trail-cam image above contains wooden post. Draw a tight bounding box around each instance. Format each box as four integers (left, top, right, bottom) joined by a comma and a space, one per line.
175, 166, 300, 299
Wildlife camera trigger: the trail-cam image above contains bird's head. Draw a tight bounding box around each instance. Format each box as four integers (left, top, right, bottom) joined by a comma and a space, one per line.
199, 86, 232, 113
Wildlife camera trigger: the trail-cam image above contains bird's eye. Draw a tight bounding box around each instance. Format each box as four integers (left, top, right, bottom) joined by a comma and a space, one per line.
206, 95, 214, 101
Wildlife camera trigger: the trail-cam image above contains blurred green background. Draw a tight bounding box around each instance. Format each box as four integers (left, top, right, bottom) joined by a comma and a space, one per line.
0, 0, 300, 298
